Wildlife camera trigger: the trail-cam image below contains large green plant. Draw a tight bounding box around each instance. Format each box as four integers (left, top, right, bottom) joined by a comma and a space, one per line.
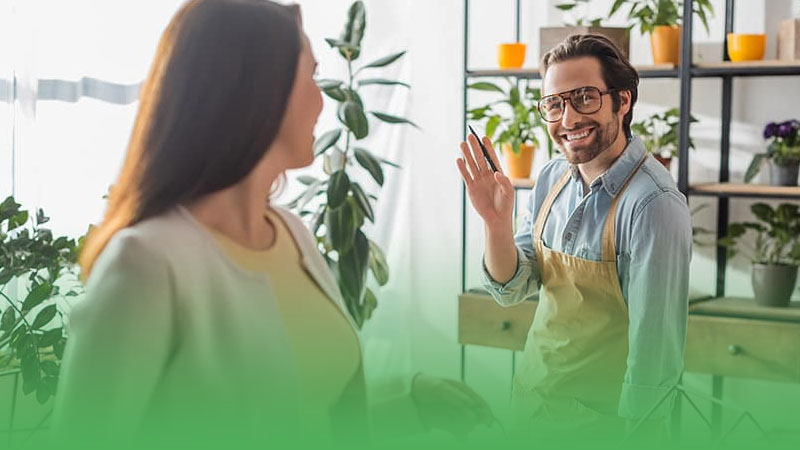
0, 196, 84, 403
288, 1, 414, 328
609, 0, 713, 35
719, 203, 800, 266
631, 107, 697, 158
467, 79, 553, 157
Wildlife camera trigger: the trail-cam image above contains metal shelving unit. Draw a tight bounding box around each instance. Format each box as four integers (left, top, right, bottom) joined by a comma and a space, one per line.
459, 0, 800, 421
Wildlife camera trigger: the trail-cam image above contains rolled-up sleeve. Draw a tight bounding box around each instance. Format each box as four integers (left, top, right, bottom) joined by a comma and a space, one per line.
618, 190, 691, 419
481, 192, 541, 306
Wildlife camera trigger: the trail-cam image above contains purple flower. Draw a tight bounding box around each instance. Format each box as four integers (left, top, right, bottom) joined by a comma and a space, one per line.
778, 122, 794, 139
763, 122, 778, 139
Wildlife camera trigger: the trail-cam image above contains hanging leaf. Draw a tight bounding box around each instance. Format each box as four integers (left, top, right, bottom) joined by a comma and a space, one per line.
22, 283, 52, 313
32, 304, 57, 329
468, 82, 504, 93
358, 78, 410, 88
316, 79, 343, 90
328, 170, 351, 209
371, 112, 419, 128
354, 148, 384, 186
314, 129, 343, 156
323, 86, 347, 102
337, 230, 370, 322
39, 327, 63, 348
1, 307, 16, 332
325, 201, 357, 253
53, 338, 67, 359
359, 51, 406, 71
744, 154, 767, 183
8, 211, 28, 231
297, 175, 321, 186
351, 183, 374, 223
378, 157, 401, 169
362, 288, 378, 321
21, 353, 40, 394
339, 101, 369, 139
368, 241, 389, 286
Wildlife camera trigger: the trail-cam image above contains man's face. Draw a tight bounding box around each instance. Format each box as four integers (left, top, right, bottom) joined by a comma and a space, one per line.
541, 56, 630, 164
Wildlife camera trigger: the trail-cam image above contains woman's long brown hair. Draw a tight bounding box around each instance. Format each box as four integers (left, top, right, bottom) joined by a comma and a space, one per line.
80, 0, 301, 279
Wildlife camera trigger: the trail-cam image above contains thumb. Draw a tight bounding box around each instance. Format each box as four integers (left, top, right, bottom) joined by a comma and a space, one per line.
494, 171, 513, 197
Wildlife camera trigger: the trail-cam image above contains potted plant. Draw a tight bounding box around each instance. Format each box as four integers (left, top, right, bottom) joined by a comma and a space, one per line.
467, 79, 552, 180
745, 120, 800, 186
609, 0, 714, 65
541, 0, 630, 59
1, 196, 85, 433
720, 203, 800, 307
288, 1, 414, 328
631, 107, 697, 170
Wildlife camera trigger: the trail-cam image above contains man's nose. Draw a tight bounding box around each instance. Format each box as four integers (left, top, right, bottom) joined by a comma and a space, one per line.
560, 100, 582, 129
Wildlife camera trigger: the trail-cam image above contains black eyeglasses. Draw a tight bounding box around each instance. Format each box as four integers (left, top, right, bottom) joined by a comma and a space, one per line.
537, 86, 617, 123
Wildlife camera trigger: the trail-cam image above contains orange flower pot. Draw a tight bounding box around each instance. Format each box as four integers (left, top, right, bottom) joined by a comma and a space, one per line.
650, 25, 682, 65
497, 43, 526, 69
727, 33, 766, 61
502, 143, 536, 179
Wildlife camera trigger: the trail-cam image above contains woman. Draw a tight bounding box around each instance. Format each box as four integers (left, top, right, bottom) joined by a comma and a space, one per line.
52, 0, 490, 447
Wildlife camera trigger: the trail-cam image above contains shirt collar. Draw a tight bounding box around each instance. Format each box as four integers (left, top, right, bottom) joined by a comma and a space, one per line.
568, 135, 647, 198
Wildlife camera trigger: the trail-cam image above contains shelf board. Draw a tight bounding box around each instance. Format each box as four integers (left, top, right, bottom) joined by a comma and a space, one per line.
690, 297, 800, 323
689, 183, 800, 199
466, 64, 678, 80
511, 178, 536, 189
692, 60, 800, 77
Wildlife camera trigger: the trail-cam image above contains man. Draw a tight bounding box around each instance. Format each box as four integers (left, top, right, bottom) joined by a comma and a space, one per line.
456, 34, 691, 441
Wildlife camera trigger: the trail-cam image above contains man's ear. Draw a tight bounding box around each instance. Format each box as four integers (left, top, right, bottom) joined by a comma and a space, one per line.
618, 90, 632, 117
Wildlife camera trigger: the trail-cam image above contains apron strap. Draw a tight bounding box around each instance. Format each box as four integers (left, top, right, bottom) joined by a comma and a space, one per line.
533, 169, 572, 244
601, 153, 650, 261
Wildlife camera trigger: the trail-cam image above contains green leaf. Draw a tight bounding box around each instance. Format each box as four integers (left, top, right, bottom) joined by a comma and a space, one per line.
328, 170, 351, 209
371, 111, 419, 128
314, 129, 342, 156
378, 157, 401, 169
35, 208, 49, 225
325, 201, 357, 252
357, 78, 410, 88
316, 79, 343, 90
609, 0, 627, 17
297, 175, 320, 186
21, 353, 40, 394
351, 183, 374, 223
368, 241, 389, 286
338, 230, 370, 321
556, 3, 577, 11
323, 86, 347, 102
53, 338, 66, 359
340, 1, 366, 57
1, 307, 15, 332
362, 288, 378, 321
32, 304, 57, 329
339, 101, 369, 139
39, 327, 63, 348
751, 203, 775, 223
359, 51, 406, 71
36, 378, 51, 404
41, 360, 59, 377
745, 154, 767, 183
468, 82, 504, 93
485, 115, 501, 141
8, 210, 28, 230
354, 148, 384, 186
22, 283, 52, 313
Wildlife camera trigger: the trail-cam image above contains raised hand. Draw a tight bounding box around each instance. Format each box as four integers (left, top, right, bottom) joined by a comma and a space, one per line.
456, 134, 514, 230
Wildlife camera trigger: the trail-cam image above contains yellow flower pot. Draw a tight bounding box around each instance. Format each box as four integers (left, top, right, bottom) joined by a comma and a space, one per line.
650, 25, 681, 65
502, 143, 536, 179
497, 43, 526, 69
727, 33, 766, 61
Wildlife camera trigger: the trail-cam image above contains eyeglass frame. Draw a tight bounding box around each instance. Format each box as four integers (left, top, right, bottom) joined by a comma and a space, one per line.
537, 86, 618, 123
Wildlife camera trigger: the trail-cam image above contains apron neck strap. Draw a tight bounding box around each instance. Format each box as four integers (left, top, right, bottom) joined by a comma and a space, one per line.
600, 153, 650, 261
533, 169, 571, 243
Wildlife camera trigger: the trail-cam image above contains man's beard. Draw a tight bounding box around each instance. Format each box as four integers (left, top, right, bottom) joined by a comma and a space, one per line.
556, 115, 621, 165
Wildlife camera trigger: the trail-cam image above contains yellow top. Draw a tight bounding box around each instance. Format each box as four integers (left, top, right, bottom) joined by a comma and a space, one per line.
207, 208, 361, 438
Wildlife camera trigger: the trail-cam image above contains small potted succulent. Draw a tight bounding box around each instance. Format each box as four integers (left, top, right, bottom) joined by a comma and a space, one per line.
609, 0, 713, 65
745, 120, 800, 186
467, 79, 552, 179
631, 107, 697, 170
720, 203, 800, 307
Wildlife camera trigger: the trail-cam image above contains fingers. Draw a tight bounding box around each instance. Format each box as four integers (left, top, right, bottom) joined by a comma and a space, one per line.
456, 158, 473, 186
482, 136, 505, 175
467, 134, 489, 173
460, 141, 481, 179
446, 380, 494, 423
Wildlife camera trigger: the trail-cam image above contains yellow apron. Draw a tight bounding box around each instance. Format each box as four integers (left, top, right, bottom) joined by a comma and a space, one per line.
512, 155, 649, 439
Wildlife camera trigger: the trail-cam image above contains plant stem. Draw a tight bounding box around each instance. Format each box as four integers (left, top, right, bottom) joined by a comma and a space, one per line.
0, 290, 42, 364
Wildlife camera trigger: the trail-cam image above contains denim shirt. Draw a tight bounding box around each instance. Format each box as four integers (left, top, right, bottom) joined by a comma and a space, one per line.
482, 136, 692, 419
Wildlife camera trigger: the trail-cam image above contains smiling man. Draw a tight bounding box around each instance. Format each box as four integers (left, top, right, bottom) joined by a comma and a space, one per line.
456, 34, 691, 442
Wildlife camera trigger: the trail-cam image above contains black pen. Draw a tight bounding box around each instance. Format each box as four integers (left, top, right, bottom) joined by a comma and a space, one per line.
467, 125, 498, 172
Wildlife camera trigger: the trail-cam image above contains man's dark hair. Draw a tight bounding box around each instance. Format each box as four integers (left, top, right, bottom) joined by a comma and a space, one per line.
540, 34, 639, 139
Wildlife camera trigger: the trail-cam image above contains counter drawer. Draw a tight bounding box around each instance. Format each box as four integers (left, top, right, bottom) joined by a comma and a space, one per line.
458, 292, 536, 351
